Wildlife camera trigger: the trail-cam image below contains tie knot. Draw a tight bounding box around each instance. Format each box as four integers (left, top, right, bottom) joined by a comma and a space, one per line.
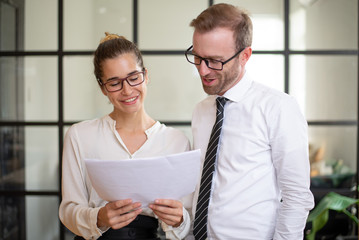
216, 97, 228, 112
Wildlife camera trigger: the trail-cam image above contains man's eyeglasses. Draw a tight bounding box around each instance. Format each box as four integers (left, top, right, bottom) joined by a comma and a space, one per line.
185, 45, 245, 71
98, 70, 145, 92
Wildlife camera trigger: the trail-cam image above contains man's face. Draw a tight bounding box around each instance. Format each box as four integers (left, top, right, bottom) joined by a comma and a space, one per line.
192, 27, 245, 96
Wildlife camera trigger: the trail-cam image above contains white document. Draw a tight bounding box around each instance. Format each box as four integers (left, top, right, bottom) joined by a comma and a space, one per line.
85, 149, 201, 206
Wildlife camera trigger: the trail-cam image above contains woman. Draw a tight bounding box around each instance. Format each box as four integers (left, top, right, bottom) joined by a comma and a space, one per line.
59, 33, 191, 240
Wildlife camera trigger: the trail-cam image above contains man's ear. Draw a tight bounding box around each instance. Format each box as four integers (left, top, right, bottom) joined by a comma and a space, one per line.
241, 47, 252, 65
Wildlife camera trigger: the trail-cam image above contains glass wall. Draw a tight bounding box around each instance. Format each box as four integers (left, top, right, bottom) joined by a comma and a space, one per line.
289, 1, 358, 200
0, 0, 358, 239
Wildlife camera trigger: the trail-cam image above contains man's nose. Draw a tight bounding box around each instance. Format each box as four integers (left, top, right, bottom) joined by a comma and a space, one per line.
197, 60, 211, 76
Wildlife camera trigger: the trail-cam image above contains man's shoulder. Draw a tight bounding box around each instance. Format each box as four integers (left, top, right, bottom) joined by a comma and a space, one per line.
249, 81, 296, 106
252, 81, 287, 97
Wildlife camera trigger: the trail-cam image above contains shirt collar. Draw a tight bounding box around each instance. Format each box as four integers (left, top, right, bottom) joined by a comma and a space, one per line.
105, 114, 160, 137
222, 71, 253, 103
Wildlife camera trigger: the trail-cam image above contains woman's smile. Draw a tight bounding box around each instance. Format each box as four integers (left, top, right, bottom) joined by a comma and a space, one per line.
122, 95, 139, 104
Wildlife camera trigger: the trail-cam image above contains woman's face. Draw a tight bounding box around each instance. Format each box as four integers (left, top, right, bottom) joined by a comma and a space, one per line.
100, 53, 148, 115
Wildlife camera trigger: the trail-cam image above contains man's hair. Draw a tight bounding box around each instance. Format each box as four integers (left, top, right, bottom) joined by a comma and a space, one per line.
190, 3, 253, 51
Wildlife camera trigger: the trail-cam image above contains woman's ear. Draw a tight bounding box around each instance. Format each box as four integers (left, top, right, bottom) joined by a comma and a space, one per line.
144, 68, 149, 84
101, 86, 107, 96
97, 78, 108, 96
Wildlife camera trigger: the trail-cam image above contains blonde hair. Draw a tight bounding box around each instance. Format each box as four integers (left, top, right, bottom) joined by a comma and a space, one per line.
99, 32, 125, 44
94, 32, 144, 84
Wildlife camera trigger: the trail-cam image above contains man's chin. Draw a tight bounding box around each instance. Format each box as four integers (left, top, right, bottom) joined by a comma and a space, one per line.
202, 85, 217, 95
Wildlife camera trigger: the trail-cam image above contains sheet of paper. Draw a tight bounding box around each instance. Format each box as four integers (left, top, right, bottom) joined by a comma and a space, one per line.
85, 149, 201, 206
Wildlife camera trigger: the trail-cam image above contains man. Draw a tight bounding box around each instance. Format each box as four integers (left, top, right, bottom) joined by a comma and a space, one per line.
185, 3, 314, 240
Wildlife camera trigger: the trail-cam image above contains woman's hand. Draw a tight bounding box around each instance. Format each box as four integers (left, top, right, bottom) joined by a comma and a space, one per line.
97, 199, 142, 229
149, 199, 183, 227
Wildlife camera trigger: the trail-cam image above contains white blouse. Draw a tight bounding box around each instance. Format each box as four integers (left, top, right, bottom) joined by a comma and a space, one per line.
59, 115, 191, 240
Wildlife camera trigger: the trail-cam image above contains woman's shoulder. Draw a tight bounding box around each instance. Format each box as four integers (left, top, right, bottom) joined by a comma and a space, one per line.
66, 115, 111, 136
153, 121, 183, 134
148, 122, 190, 152
151, 121, 189, 142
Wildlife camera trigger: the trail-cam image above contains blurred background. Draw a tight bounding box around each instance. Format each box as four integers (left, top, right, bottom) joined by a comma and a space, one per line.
0, 0, 358, 239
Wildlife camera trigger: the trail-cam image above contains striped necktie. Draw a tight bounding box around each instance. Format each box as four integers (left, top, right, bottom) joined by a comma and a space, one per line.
193, 96, 228, 240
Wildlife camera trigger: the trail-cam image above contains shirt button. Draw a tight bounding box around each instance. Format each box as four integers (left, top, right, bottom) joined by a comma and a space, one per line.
128, 228, 136, 238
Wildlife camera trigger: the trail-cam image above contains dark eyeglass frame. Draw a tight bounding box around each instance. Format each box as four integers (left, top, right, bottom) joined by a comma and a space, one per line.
185, 45, 245, 71
97, 69, 145, 92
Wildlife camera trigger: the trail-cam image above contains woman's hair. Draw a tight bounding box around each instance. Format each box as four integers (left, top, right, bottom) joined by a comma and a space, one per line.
93, 32, 144, 84
190, 3, 252, 51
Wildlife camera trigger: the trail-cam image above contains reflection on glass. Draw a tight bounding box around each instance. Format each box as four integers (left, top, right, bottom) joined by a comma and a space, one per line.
143, 55, 207, 121
214, 0, 284, 50
0, 196, 26, 239
0, 1, 17, 51
0, 57, 24, 121
25, 127, 58, 191
26, 196, 59, 240
246, 54, 284, 92
290, 55, 357, 121
24, 57, 58, 121
290, 0, 358, 50
0, 57, 58, 121
139, 0, 207, 50
0, 127, 25, 191
25, 0, 58, 50
64, 0, 133, 50
309, 126, 357, 189
64, 56, 113, 121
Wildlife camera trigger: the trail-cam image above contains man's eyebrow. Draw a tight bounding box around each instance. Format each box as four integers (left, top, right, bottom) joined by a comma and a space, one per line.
192, 50, 222, 60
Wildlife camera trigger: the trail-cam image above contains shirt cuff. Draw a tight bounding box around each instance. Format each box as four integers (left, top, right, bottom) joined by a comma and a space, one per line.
91, 207, 110, 238
161, 206, 191, 240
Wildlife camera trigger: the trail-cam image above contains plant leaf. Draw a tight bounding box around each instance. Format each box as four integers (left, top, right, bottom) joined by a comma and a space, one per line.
306, 192, 359, 240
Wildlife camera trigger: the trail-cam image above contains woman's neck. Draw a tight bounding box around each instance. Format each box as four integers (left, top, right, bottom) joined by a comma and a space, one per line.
110, 110, 155, 132
109, 110, 156, 154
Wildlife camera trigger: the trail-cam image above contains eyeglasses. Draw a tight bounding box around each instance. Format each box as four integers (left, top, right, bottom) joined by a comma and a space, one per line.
185, 45, 245, 71
98, 71, 145, 92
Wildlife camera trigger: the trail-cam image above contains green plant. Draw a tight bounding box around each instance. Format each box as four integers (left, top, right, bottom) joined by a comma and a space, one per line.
306, 191, 359, 240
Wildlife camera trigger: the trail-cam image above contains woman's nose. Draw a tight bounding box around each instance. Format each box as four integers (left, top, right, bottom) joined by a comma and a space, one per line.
121, 80, 133, 95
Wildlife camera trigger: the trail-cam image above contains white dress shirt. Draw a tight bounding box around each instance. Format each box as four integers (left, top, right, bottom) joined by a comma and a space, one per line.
59, 115, 192, 240
189, 72, 314, 240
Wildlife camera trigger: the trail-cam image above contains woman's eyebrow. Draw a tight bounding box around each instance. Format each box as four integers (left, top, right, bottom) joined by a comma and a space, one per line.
127, 70, 140, 75
105, 70, 140, 81
106, 76, 120, 81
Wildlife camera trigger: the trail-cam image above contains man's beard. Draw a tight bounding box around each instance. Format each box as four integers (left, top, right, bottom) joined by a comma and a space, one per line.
202, 62, 240, 95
